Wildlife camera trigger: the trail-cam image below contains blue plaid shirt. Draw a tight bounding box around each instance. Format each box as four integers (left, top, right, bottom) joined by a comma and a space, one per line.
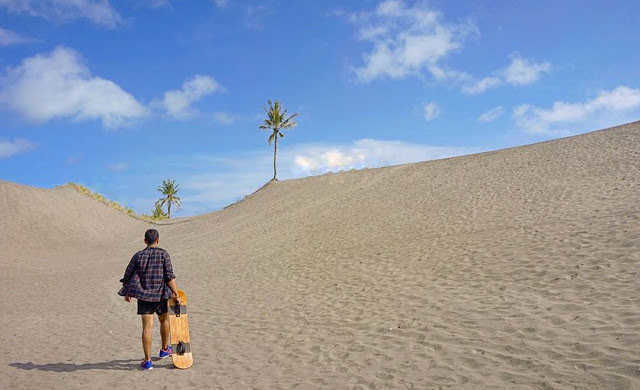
118, 247, 176, 302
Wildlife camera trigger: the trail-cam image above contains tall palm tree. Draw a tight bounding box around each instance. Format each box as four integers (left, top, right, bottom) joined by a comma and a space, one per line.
156, 179, 182, 219
259, 100, 298, 181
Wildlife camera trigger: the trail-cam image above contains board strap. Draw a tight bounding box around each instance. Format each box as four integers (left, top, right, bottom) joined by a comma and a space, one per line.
169, 304, 187, 316
172, 341, 191, 355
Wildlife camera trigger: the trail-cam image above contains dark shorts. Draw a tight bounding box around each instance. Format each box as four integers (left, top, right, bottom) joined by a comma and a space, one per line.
137, 299, 168, 315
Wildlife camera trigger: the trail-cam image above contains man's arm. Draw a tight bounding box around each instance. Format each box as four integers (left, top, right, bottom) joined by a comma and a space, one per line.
164, 251, 179, 300
121, 254, 137, 302
167, 278, 178, 297
121, 254, 137, 284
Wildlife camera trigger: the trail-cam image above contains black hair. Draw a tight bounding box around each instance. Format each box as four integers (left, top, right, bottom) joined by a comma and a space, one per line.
144, 229, 159, 245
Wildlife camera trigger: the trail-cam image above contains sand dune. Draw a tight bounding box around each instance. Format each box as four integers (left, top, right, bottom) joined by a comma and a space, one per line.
2, 121, 640, 389
0, 182, 147, 259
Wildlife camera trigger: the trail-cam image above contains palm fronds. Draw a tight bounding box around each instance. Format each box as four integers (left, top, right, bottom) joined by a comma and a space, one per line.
259, 100, 299, 180
156, 179, 182, 218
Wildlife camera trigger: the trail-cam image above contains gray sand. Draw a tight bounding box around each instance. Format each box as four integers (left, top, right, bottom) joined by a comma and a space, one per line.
2, 121, 640, 389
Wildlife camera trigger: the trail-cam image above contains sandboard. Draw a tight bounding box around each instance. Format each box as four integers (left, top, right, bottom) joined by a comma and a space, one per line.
168, 289, 193, 369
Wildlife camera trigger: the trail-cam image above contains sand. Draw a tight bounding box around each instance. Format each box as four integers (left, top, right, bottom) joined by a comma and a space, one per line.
1, 121, 640, 389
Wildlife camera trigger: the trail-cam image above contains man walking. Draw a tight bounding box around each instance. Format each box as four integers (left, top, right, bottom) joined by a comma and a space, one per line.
119, 229, 179, 370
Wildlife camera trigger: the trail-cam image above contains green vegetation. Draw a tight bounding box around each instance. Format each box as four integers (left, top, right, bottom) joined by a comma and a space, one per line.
259, 100, 299, 181
66, 183, 136, 215
151, 203, 168, 220
156, 179, 182, 219
67, 182, 167, 222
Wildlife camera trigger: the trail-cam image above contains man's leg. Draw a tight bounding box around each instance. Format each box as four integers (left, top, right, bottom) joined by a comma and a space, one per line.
159, 312, 170, 350
141, 314, 154, 361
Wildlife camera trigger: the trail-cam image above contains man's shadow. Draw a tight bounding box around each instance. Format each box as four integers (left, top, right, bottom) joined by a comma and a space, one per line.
10, 358, 172, 372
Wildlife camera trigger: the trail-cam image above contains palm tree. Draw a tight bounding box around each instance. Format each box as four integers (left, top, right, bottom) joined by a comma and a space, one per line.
259, 100, 298, 181
156, 179, 182, 219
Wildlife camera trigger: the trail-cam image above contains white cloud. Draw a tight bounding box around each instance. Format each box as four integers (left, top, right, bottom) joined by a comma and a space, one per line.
347, 0, 477, 83
0, 138, 34, 158
246, 5, 270, 29
358, 25, 388, 40
212, 0, 228, 8
0, 46, 148, 128
147, 0, 170, 8
294, 149, 364, 171
0, 26, 32, 46
161, 75, 224, 119
213, 111, 235, 125
503, 54, 550, 86
588, 86, 640, 111
342, 3, 548, 93
423, 101, 440, 121
107, 162, 128, 172
513, 86, 640, 135
478, 106, 504, 123
462, 76, 502, 95
0, 0, 122, 28
462, 54, 550, 95
289, 139, 475, 174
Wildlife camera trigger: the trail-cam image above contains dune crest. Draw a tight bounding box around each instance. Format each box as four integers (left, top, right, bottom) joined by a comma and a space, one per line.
0, 182, 146, 260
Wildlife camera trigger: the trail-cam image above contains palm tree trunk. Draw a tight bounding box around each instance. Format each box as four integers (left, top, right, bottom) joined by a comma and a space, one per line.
273, 132, 278, 180
168, 202, 172, 219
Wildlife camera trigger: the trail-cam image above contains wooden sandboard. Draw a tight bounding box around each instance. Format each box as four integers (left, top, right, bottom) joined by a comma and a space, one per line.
168, 289, 193, 369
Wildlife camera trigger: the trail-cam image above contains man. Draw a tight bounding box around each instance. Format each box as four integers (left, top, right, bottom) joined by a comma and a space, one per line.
119, 228, 180, 370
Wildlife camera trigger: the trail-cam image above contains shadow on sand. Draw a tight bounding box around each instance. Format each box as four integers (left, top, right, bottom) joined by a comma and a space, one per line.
10, 358, 172, 372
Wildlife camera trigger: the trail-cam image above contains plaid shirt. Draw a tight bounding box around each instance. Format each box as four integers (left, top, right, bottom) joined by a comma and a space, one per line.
118, 247, 176, 302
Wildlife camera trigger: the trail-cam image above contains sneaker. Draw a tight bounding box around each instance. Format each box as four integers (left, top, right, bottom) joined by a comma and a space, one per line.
159, 346, 173, 359
140, 360, 153, 370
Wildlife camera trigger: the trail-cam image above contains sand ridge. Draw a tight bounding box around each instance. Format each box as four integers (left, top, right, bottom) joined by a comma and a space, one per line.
1, 121, 640, 388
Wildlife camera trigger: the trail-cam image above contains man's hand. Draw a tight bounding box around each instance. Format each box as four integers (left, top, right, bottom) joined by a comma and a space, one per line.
124, 296, 132, 302
167, 278, 180, 304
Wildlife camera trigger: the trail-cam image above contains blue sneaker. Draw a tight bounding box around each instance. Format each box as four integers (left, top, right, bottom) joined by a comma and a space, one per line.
140, 360, 153, 370
159, 346, 173, 359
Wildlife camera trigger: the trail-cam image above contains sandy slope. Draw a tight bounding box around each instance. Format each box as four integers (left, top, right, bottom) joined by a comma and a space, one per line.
1, 121, 640, 389
0, 182, 148, 259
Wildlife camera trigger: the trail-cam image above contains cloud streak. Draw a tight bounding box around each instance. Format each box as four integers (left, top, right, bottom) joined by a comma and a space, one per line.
503, 54, 551, 85
0, 26, 32, 46
212, 0, 228, 8
213, 111, 235, 125
478, 106, 504, 123
513, 86, 640, 135
0, 138, 35, 158
462, 76, 501, 95
290, 139, 473, 174
245, 5, 271, 30
107, 162, 129, 172
160, 75, 224, 119
423, 102, 440, 121
0, 0, 123, 28
463, 54, 550, 95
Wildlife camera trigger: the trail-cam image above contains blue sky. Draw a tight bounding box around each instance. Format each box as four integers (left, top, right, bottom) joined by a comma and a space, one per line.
1, 0, 639, 216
